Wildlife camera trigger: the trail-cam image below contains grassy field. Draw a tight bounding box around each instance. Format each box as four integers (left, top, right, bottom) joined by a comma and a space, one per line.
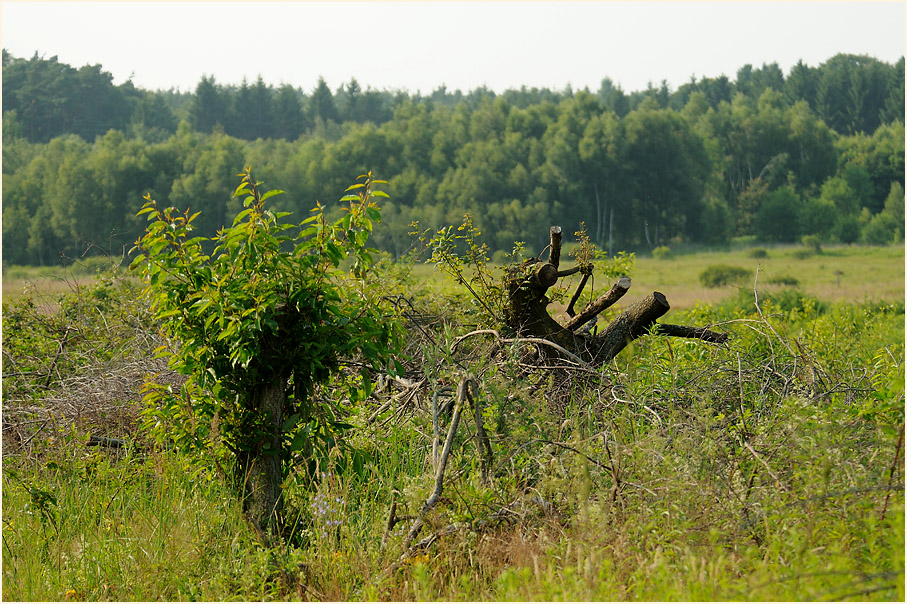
2, 257, 128, 309
2, 243, 904, 601
400, 243, 905, 314
631, 244, 905, 309
3, 244, 903, 309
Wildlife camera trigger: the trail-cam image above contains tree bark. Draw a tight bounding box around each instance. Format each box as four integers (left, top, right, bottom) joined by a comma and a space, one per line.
564, 276, 631, 331
589, 291, 671, 362
238, 377, 288, 537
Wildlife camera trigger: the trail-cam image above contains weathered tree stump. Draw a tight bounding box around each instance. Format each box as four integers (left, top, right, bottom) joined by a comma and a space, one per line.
504, 226, 728, 366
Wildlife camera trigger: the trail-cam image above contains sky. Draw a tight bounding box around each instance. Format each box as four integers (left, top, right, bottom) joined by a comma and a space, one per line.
1, 1, 905, 95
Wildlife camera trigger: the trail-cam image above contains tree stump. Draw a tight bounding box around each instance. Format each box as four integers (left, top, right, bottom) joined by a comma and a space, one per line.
504, 226, 727, 366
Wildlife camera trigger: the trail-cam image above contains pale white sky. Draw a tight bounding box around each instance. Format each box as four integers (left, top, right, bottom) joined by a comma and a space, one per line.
1, 1, 904, 95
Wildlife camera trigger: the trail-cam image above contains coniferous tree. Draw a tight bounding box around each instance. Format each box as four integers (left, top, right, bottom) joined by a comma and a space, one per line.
784, 60, 818, 107
272, 84, 306, 140
311, 76, 339, 124
189, 75, 228, 133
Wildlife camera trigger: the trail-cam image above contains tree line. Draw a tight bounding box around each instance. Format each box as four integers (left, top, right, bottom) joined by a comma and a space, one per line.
2, 50, 904, 266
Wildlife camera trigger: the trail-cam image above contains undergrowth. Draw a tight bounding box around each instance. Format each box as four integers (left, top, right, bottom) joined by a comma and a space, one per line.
2, 266, 904, 601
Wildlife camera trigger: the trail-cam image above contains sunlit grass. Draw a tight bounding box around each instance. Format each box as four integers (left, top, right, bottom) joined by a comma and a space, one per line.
631, 244, 904, 309
2, 246, 904, 601
3, 244, 902, 309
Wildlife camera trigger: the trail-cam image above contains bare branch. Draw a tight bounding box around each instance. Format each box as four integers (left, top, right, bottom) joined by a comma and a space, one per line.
548, 226, 562, 268
564, 277, 632, 331
654, 323, 729, 344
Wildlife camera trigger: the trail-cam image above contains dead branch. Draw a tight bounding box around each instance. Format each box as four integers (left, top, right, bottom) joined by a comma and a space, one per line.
473, 387, 493, 483
548, 226, 562, 268
402, 376, 474, 549
453, 329, 590, 368
564, 276, 631, 332
504, 226, 729, 367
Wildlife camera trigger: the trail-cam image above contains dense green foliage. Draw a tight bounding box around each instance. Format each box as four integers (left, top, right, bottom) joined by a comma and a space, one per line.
130, 169, 401, 532
699, 264, 755, 288
3, 51, 904, 267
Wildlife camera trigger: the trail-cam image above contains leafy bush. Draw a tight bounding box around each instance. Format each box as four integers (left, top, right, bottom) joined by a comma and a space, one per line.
754, 186, 802, 242
69, 255, 124, 276
862, 212, 901, 244
131, 168, 402, 535
1, 265, 62, 280
767, 274, 800, 286
491, 249, 508, 265
791, 247, 814, 259
652, 245, 672, 260
699, 264, 753, 288
747, 247, 768, 259
831, 214, 861, 243
801, 234, 823, 254
763, 287, 826, 314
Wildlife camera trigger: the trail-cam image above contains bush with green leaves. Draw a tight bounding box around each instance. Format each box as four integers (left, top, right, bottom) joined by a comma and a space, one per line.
131, 168, 402, 536
801, 234, 823, 253
652, 245, 672, 260
767, 274, 800, 286
698, 264, 753, 288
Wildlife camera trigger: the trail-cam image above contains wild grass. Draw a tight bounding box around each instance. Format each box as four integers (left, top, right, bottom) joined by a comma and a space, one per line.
4, 244, 902, 310
2, 252, 904, 601
631, 243, 905, 310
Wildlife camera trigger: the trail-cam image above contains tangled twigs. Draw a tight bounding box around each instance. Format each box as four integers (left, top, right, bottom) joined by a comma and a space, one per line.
365, 376, 425, 426
453, 329, 590, 368
402, 376, 474, 549
378, 376, 481, 578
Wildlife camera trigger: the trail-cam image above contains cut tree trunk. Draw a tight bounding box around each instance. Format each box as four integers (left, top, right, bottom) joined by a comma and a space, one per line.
504, 226, 727, 366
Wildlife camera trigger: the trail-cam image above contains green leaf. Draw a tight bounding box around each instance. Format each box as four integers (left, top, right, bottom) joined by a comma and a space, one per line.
281, 413, 302, 433
233, 183, 251, 198
260, 189, 285, 202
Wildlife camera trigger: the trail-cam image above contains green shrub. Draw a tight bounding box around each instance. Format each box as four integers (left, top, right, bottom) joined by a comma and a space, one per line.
767, 274, 800, 287
131, 168, 402, 536
764, 287, 826, 314
2, 265, 60, 280
69, 255, 123, 275
862, 212, 901, 245
719, 286, 826, 316
831, 214, 861, 243
747, 247, 769, 259
801, 234, 823, 254
791, 247, 814, 259
652, 245, 672, 260
491, 250, 509, 265
699, 264, 753, 288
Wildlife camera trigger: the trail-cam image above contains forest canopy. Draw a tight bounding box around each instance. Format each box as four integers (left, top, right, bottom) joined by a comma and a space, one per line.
2, 49, 904, 266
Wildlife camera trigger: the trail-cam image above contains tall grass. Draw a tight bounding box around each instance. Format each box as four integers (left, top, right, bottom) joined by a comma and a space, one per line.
2, 260, 904, 601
